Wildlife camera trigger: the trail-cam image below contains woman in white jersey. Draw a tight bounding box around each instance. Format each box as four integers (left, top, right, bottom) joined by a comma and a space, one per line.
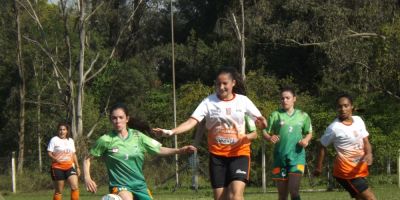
153, 67, 267, 200
47, 122, 80, 200
314, 94, 376, 200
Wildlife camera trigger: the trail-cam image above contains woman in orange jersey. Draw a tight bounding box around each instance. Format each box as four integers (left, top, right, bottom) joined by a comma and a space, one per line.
47, 122, 80, 200
153, 67, 267, 200
314, 94, 376, 200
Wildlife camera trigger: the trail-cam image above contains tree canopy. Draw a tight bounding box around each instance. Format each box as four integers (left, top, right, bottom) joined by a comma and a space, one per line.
1, 0, 399, 181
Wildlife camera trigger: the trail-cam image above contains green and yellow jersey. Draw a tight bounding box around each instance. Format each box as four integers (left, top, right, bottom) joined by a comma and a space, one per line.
90, 128, 161, 197
265, 109, 312, 167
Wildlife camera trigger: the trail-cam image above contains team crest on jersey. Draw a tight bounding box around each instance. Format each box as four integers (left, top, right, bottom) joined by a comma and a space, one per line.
280, 121, 285, 126
297, 122, 303, 126
109, 147, 119, 153
353, 131, 359, 137
226, 108, 232, 115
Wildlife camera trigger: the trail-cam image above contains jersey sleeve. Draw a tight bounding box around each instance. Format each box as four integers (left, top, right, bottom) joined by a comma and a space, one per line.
141, 133, 162, 155
191, 98, 208, 122
320, 126, 335, 147
358, 117, 370, 138
243, 96, 262, 118
302, 113, 313, 134
47, 137, 56, 152
90, 136, 108, 157
70, 139, 76, 153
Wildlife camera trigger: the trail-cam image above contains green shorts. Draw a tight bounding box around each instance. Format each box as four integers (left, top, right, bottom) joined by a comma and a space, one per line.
271, 164, 304, 181
110, 186, 153, 200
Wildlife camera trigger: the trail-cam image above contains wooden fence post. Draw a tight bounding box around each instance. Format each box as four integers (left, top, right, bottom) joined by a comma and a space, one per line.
12, 152, 16, 193
397, 149, 400, 188
262, 140, 266, 193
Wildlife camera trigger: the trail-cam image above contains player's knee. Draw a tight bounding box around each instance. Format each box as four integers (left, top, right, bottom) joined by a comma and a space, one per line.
230, 194, 244, 200
70, 184, 79, 190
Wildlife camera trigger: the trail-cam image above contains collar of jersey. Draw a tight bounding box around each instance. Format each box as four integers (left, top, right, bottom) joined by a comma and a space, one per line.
112, 128, 132, 140
217, 93, 236, 101
279, 108, 297, 117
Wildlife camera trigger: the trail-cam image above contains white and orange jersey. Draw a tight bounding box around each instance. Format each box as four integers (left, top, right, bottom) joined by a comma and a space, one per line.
47, 136, 76, 170
320, 116, 369, 179
191, 93, 262, 157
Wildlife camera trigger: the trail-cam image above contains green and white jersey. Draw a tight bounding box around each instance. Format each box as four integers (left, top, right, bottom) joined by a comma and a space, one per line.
90, 128, 161, 192
265, 109, 312, 166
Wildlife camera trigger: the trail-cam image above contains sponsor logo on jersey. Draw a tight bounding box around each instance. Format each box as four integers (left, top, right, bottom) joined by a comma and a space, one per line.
109, 147, 119, 153
226, 108, 232, 115
210, 109, 221, 117
353, 130, 359, 137
236, 169, 247, 174
215, 136, 237, 144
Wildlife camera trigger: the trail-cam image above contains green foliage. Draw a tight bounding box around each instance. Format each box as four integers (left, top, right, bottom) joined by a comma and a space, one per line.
1, 0, 400, 189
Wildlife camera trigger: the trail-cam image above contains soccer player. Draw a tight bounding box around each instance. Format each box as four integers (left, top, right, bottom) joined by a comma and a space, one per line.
47, 122, 80, 200
314, 94, 376, 200
263, 87, 312, 200
153, 67, 267, 200
83, 103, 196, 200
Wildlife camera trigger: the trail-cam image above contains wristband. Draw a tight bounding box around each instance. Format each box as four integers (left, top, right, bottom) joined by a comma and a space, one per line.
162, 129, 174, 136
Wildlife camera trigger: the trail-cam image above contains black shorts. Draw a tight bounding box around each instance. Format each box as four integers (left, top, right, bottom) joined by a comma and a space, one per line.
209, 154, 250, 188
50, 167, 77, 181
335, 177, 369, 198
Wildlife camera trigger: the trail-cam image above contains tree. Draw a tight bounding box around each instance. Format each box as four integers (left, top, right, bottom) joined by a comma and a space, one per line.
14, 0, 27, 174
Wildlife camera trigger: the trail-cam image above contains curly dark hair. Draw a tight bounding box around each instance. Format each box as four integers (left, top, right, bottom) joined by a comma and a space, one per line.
216, 66, 246, 95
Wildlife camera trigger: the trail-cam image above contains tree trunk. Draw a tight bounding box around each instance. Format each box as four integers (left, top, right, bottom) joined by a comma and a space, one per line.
15, 0, 26, 174
240, 0, 246, 79
76, 0, 86, 139
37, 92, 42, 172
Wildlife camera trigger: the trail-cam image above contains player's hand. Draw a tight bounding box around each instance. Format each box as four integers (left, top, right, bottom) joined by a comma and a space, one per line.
152, 128, 174, 137
266, 135, 279, 144
84, 177, 97, 193
76, 168, 81, 176
178, 145, 197, 154
255, 116, 267, 129
363, 153, 373, 165
313, 168, 322, 177
298, 139, 309, 148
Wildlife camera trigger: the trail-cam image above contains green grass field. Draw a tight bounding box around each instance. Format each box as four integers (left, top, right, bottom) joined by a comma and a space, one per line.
1, 185, 399, 200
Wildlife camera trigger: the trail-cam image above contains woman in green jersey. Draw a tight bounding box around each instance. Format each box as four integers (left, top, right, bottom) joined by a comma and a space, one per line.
83, 103, 196, 200
263, 87, 312, 200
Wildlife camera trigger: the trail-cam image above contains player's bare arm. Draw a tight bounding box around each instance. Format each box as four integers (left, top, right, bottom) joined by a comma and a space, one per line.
314, 144, 327, 176
83, 155, 97, 193
153, 118, 198, 137
363, 137, 373, 165
158, 145, 197, 156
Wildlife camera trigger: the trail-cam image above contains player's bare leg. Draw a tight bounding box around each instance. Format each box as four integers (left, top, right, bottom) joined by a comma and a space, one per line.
118, 190, 133, 200
213, 187, 227, 200
67, 175, 79, 200
356, 188, 376, 200
53, 180, 64, 200
288, 174, 301, 200
276, 180, 289, 200
228, 180, 245, 200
